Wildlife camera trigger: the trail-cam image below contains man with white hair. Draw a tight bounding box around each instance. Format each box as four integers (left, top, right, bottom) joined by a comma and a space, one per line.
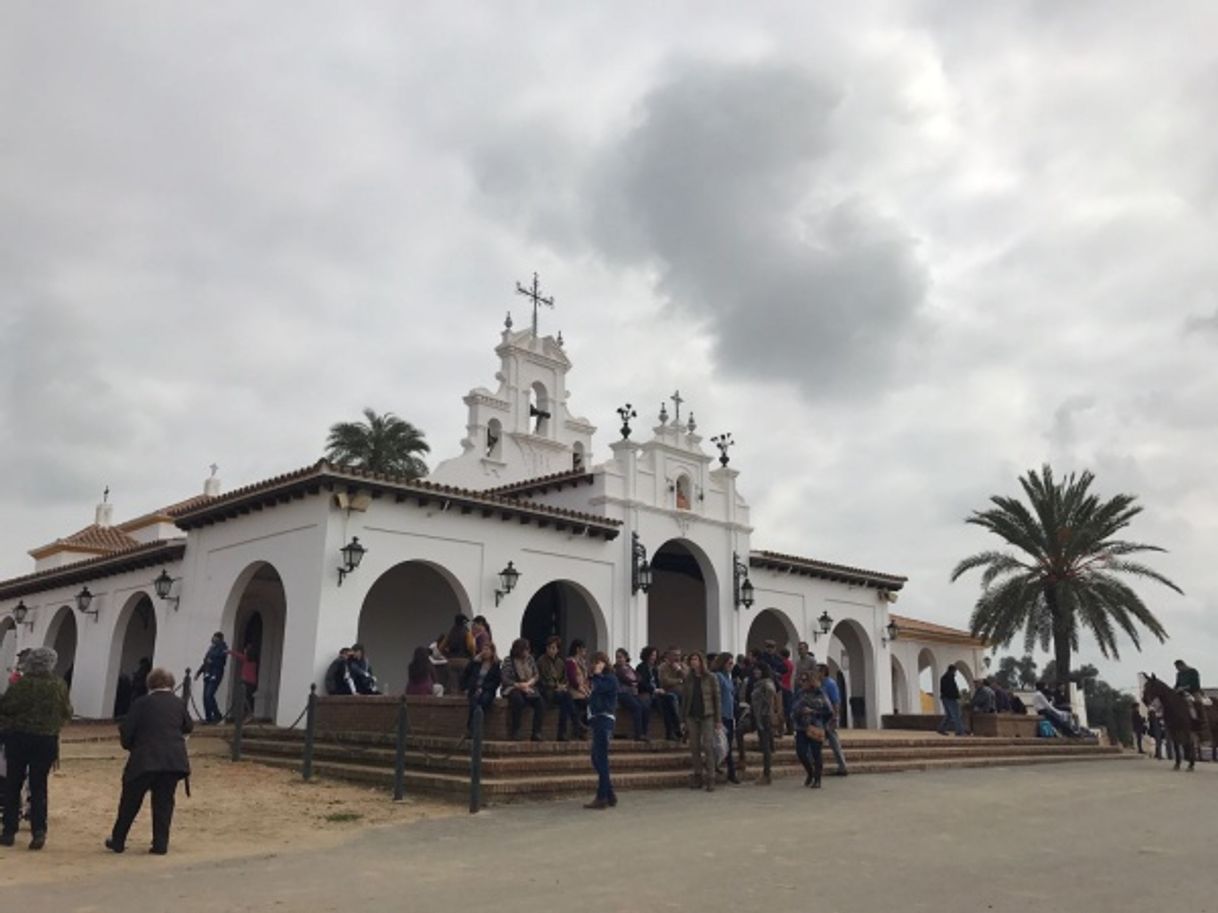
0, 647, 73, 850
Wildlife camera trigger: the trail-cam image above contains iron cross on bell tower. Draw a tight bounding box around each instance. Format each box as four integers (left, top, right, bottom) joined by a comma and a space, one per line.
515, 271, 555, 339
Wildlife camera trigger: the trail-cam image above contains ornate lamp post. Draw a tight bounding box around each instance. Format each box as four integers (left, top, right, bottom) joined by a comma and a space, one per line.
812, 610, 833, 642
631, 533, 652, 595
153, 568, 181, 610
495, 561, 520, 606
732, 552, 754, 610
76, 586, 97, 618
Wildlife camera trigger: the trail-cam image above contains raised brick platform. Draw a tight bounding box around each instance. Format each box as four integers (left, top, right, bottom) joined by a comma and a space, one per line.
883, 712, 1040, 738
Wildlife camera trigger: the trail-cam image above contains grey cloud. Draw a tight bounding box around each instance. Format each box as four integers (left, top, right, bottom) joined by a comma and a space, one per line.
1184, 308, 1218, 336
471, 59, 930, 400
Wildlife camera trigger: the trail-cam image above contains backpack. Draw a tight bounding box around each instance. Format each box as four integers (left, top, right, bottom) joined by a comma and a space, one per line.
1037, 719, 1057, 738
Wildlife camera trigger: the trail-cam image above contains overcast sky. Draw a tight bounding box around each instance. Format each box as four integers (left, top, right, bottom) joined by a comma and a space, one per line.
3, 2, 1215, 688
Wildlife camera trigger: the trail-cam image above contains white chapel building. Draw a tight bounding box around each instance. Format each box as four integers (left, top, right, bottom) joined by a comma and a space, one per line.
0, 315, 984, 727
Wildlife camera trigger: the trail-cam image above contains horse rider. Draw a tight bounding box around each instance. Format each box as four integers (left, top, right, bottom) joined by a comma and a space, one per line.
1173, 660, 1203, 722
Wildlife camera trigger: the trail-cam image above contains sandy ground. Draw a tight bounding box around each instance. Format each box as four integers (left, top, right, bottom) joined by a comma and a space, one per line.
0, 728, 454, 887
3, 757, 1214, 912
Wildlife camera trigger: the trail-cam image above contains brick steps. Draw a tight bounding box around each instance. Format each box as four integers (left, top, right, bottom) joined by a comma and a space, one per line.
233, 727, 1128, 801
250, 749, 1134, 799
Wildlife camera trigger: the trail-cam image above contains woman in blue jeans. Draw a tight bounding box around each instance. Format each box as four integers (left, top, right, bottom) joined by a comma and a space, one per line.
711, 653, 740, 784
584, 652, 618, 810
791, 672, 835, 789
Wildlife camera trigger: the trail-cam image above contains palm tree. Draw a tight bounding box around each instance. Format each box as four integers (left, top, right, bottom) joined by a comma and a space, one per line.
325, 409, 430, 479
951, 464, 1180, 687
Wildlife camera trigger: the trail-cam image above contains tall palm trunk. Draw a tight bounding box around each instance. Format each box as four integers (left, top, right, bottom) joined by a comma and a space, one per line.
1046, 584, 1071, 689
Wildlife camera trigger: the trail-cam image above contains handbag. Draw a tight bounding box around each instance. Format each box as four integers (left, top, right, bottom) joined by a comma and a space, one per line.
713, 726, 729, 765
805, 725, 826, 743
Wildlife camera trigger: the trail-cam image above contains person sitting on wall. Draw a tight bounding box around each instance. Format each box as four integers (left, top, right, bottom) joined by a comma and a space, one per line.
324, 647, 355, 696
613, 648, 650, 741
658, 647, 688, 739
471, 616, 493, 654
972, 678, 997, 714
566, 640, 593, 731
406, 646, 443, 696
501, 638, 545, 741
993, 683, 1013, 713
462, 642, 501, 733
1033, 682, 1080, 737
537, 635, 582, 740
1009, 692, 1028, 715
636, 646, 680, 742
346, 644, 380, 695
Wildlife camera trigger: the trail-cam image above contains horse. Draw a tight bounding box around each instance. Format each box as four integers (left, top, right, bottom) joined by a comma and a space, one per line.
1142, 675, 1197, 771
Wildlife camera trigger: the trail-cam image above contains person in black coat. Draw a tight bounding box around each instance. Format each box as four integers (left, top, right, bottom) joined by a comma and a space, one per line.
105, 667, 193, 855
462, 642, 501, 732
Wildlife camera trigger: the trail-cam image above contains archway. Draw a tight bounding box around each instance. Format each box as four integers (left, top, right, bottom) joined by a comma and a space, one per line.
357, 560, 470, 693
891, 655, 910, 715
829, 619, 874, 728
647, 539, 717, 655
222, 562, 287, 722
45, 606, 78, 686
917, 648, 939, 713
0, 617, 17, 694
950, 660, 975, 702
746, 608, 798, 653
107, 593, 158, 717
520, 580, 606, 657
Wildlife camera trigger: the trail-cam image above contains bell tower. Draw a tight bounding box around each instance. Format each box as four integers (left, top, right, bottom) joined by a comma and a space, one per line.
428, 312, 596, 489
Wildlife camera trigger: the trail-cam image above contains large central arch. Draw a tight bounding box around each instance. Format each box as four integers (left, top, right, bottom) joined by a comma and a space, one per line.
357, 560, 471, 693
221, 562, 287, 722
647, 539, 718, 655
520, 580, 607, 657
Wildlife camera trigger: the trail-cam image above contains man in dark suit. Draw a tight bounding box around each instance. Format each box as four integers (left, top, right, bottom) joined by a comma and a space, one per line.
105, 667, 192, 855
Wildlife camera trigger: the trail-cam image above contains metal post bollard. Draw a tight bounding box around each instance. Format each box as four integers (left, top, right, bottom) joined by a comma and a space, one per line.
181, 667, 193, 713
392, 694, 409, 801
302, 683, 318, 781
231, 680, 246, 762
469, 704, 484, 814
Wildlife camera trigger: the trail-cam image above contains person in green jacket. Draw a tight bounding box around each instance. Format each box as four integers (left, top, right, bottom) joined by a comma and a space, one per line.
1, 646, 73, 850
1174, 660, 1201, 694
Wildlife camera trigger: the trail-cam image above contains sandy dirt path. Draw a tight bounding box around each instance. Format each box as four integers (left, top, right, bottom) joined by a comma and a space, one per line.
0, 730, 454, 887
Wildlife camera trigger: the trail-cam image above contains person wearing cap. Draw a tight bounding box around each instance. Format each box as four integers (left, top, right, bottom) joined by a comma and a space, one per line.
0, 646, 73, 850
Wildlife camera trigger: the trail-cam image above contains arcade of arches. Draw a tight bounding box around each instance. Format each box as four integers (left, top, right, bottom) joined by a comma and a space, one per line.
357, 561, 470, 693
225, 563, 287, 722
520, 581, 603, 657
45, 606, 77, 684
746, 608, 797, 652
108, 593, 158, 717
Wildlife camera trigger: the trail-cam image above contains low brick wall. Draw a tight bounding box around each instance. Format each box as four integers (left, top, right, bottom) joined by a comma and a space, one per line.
883, 711, 1036, 737
315, 695, 670, 742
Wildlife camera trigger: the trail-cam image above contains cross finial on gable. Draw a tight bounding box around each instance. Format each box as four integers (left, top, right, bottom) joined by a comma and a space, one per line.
103, 485, 110, 503
669, 390, 684, 424
515, 271, 555, 339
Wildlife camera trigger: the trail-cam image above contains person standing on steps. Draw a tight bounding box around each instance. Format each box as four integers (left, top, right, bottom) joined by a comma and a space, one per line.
818, 664, 848, 776
584, 652, 619, 810
750, 662, 780, 785
681, 651, 721, 792
712, 653, 740, 784
106, 668, 193, 855
936, 664, 966, 736
193, 632, 228, 723
0, 647, 73, 851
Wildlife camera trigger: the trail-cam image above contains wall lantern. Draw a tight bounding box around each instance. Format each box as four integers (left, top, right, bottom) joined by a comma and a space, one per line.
882, 618, 899, 646
983, 654, 993, 671
495, 561, 520, 606
153, 568, 181, 610
337, 536, 367, 587
812, 610, 834, 642
13, 600, 31, 628
732, 552, 754, 610
76, 586, 97, 618
631, 533, 652, 595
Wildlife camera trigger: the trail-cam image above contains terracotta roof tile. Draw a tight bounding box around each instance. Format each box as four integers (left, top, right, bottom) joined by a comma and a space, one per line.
890, 613, 986, 647
118, 493, 215, 532
29, 523, 139, 559
486, 469, 595, 497
750, 549, 907, 588
0, 539, 186, 600
172, 460, 621, 538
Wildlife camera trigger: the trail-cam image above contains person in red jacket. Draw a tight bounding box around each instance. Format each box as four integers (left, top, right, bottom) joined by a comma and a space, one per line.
227, 643, 260, 720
